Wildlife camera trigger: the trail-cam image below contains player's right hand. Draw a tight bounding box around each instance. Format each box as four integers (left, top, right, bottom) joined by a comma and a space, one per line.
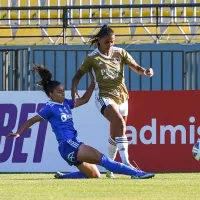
7, 133, 20, 138
145, 68, 154, 77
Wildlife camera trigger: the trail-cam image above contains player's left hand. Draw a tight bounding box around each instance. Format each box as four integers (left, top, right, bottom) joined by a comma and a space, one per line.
7, 133, 20, 138
145, 68, 154, 77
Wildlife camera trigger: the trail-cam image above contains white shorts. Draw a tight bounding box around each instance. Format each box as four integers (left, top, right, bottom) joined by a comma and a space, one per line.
95, 97, 128, 116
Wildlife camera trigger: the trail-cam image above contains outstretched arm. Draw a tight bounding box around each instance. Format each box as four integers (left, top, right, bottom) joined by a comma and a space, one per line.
128, 60, 154, 77
75, 72, 95, 108
123, 49, 154, 77
7, 115, 43, 138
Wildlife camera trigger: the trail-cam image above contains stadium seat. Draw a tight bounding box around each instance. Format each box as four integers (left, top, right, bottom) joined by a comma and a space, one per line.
191, 26, 200, 42
7, 0, 38, 20
69, 24, 132, 44
110, 25, 133, 44
0, 12, 6, 19
39, 0, 69, 20
93, 0, 130, 19
0, 26, 13, 45
48, 0, 70, 6
131, 25, 158, 43
0, 0, 11, 7
40, 27, 72, 45
123, 10, 150, 17
7, 27, 43, 45
69, 24, 98, 44
17, 0, 39, 6
123, 0, 156, 18
72, 12, 89, 19
68, 0, 101, 23
0, 0, 10, 6
0, 0, 11, 21
152, 0, 160, 3
94, 10, 120, 18
9, 12, 36, 20
70, 0, 98, 19
159, 24, 191, 43
102, 0, 125, 18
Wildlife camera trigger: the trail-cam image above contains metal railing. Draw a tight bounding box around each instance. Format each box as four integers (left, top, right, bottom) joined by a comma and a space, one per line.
1, 47, 198, 91
1, 1, 200, 24
185, 51, 200, 90
0, 3, 200, 44
0, 48, 30, 91
1, 3, 200, 24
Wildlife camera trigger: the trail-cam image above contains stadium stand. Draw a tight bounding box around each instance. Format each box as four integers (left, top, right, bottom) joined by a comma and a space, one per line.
0, 26, 13, 44
0, 0, 200, 45
6, 27, 43, 45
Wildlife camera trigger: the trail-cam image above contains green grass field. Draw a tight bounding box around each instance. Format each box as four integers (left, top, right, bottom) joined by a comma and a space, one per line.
0, 173, 200, 200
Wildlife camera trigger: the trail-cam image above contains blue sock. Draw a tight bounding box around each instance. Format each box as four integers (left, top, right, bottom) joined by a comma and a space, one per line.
99, 154, 139, 176
62, 171, 88, 179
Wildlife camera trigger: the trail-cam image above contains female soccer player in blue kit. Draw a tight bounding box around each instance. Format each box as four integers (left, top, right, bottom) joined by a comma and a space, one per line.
7, 64, 155, 179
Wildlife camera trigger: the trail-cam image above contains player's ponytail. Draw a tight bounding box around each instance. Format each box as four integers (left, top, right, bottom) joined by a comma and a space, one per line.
33, 63, 61, 97
89, 24, 114, 47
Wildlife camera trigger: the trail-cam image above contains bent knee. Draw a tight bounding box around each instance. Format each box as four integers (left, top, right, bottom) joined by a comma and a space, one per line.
89, 171, 101, 178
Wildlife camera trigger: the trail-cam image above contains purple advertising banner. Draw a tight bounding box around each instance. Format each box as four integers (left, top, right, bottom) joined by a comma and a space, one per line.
0, 91, 108, 172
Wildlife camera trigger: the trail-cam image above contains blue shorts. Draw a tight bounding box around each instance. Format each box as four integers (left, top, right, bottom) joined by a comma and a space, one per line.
58, 137, 83, 166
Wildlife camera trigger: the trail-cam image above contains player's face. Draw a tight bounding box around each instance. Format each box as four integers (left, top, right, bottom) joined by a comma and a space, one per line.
49, 84, 65, 103
99, 35, 115, 53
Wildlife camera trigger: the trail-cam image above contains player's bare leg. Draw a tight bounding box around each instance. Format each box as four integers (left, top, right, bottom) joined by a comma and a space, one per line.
77, 144, 155, 179
106, 116, 136, 178
103, 105, 133, 167
77, 162, 101, 178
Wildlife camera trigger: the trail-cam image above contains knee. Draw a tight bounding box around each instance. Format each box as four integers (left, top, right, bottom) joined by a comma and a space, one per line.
94, 172, 101, 178
89, 171, 101, 178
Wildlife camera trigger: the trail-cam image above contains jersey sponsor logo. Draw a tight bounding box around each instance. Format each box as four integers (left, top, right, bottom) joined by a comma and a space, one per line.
60, 113, 72, 122
100, 68, 120, 80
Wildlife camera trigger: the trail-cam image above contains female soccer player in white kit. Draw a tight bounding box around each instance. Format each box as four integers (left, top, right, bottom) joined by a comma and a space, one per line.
71, 25, 154, 178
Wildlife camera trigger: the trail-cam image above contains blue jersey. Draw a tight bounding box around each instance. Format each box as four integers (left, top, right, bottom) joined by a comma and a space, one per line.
38, 99, 77, 143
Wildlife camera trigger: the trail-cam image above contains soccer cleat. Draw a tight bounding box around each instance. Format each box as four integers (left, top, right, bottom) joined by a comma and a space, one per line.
131, 171, 155, 179
54, 172, 64, 179
106, 171, 116, 179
